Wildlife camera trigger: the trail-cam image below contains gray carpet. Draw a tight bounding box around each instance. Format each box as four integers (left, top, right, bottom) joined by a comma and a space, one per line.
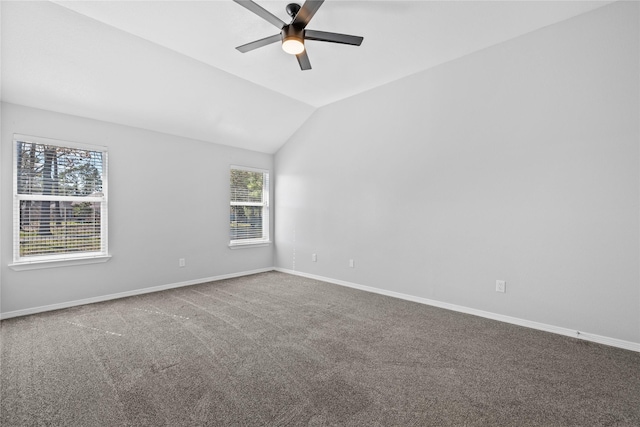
1, 271, 639, 426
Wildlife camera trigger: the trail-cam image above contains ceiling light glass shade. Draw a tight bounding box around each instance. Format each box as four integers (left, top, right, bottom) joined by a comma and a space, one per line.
282, 37, 304, 55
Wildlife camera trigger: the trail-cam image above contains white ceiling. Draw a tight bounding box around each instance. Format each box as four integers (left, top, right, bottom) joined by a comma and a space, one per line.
1, 0, 612, 153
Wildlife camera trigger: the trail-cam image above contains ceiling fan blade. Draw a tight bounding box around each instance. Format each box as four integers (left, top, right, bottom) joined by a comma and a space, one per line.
292, 0, 324, 28
296, 51, 312, 70
233, 0, 286, 29
236, 34, 281, 53
305, 29, 363, 46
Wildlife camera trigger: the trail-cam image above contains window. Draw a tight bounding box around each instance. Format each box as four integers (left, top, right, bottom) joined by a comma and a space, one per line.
230, 166, 269, 246
12, 134, 108, 266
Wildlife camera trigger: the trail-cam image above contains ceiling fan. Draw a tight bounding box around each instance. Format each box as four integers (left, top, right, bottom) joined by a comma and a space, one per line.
233, 0, 364, 70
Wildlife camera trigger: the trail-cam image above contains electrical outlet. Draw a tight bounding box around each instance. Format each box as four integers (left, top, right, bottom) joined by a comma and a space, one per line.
496, 280, 506, 293
312, 253, 317, 262
179, 258, 186, 268
349, 259, 355, 268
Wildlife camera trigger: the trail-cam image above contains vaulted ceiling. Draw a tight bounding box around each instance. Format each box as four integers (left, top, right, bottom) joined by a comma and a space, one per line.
1, 1, 612, 153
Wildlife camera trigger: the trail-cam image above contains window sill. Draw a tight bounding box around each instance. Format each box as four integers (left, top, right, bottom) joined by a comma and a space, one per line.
228, 241, 271, 250
9, 255, 112, 271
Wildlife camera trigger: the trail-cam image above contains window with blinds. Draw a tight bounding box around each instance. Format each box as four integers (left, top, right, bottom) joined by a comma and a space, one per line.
230, 166, 269, 245
13, 135, 108, 263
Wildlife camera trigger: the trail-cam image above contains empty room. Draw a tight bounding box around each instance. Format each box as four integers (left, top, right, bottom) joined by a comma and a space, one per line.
1, 0, 639, 425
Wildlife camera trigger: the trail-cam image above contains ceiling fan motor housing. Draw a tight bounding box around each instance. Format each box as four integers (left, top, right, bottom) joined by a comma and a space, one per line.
282, 25, 304, 43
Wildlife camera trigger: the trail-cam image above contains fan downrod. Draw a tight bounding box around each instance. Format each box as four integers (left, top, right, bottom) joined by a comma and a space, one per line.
286, 3, 301, 18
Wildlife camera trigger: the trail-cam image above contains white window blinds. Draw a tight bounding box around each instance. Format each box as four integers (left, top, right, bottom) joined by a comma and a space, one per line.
13, 135, 108, 263
230, 166, 269, 245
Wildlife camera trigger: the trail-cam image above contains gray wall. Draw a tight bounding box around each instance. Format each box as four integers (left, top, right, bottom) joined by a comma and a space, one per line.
1, 103, 273, 315
275, 2, 639, 344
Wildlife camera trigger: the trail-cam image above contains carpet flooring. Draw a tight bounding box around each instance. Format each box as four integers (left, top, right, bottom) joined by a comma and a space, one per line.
1, 271, 639, 426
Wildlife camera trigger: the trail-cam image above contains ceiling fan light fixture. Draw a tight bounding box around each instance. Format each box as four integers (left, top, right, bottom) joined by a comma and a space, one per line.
282, 37, 304, 55
281, 25, 305, 55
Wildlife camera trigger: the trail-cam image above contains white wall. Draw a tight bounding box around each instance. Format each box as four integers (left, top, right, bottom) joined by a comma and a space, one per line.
275, 2, 639, 344
1, 103, 273, 315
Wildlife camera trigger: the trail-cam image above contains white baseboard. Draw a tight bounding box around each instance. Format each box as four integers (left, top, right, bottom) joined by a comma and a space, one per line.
0, 267, 274, 320
275, 268, 640, 353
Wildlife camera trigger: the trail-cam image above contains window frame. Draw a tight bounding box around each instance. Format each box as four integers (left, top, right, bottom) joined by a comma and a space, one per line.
229, 165, 270, 248
10, 134, 110, 270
